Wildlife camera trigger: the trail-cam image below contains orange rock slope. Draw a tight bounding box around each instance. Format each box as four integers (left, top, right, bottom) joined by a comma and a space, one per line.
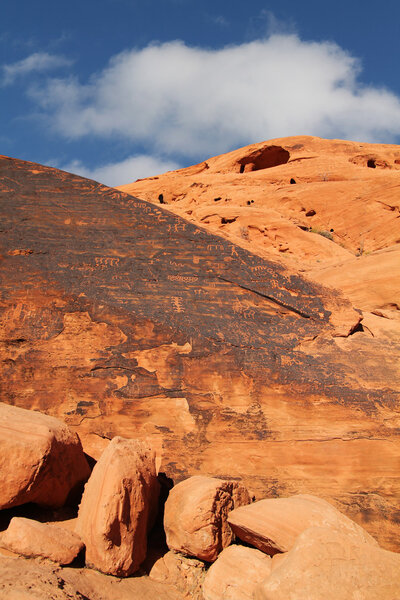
0, 141, 399, 552
118, 135, 400, 317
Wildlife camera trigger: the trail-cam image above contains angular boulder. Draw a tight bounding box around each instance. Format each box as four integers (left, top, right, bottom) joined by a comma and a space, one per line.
164, 475, 250, 562
76, 436, 160, 576
227, 494, 376, 555
0, 517, 83, 565
254, 526, 400, 600
202, 544, 272, 600
0, 403, 90, 509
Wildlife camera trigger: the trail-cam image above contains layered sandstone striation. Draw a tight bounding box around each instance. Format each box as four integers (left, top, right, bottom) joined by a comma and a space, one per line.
0, 144, 399, 551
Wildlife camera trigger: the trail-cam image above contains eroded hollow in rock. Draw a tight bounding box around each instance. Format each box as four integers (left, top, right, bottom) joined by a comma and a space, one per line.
238, 146, 290, 173
367, 159, 377, 169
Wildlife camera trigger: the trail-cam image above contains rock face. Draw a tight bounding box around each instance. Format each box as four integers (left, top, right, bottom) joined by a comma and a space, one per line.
0, 149, 400, 550
202, 544, 272, 600
227, 494, 376, 555
254, 526, 400, 600
0, 403, 90, 510
164, 476, 250, 561
0, 517, 83, 565
76, 436, 159, 576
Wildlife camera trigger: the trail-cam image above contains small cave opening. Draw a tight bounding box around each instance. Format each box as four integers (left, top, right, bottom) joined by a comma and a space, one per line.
238, 145, 290, 173
349, 322, 365, 335
290, 178, 296, 184
158, 193, 165, 204
221, 216, 237, 224
367, 159, 376, 169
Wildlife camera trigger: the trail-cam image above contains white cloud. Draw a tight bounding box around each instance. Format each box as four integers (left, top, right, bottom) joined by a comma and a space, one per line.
31, 35, 400, 159
58, 154, 181, 187
2, 52, 71, 85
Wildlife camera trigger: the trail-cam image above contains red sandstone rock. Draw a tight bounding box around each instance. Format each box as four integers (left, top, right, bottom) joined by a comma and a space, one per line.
0, 403, 90, 510
202, 544, 272, 600
164, 476, 250, 562
227, 494, 376, 555
0, 555, 183, 599
0, 517, 83, 565
1, 151, 400, 551
76, 436, 159, 576
254, 526, 400, 600
149, 550, 206, 599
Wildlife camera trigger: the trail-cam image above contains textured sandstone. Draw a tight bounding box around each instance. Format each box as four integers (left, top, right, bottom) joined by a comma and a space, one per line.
0, 403, 90, 510
0, 517, 83, 565
164, 476, 250, 561
0, 555, 182, 600
76, 436, 159, 576
227, 494, 377, 555
202, 544, 272, 600
1, 150, 400, 551
149, 550, 206, 599
254, 526, 400, 600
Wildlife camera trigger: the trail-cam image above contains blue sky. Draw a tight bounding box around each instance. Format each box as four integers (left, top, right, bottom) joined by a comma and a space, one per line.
1, 0, 400, 186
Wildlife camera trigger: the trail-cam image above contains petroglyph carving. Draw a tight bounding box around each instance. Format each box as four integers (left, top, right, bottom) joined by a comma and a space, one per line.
168, 275, 199, 283
95, 257, 120, 267
171, 297, 184, 313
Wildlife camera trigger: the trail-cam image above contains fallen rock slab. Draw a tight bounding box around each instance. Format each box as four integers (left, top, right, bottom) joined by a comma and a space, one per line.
76, 436, 159, 576
0, 517, 83, 565
227, 494, 376, 555
254, 526, 400, 600
164, 475, 250, 562
0, 403, 90, 510
202, 544, 272, 600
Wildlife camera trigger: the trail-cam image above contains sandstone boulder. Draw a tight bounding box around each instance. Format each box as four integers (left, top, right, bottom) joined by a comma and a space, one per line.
202, 544, 272, 600
164, 476, 250, 562
254, 526, 400, 600
0, 403, 90, 510
76, 436, 159, 576
0, 517, 83, 565
227, 494, 376, 555
149, 550, 206, 599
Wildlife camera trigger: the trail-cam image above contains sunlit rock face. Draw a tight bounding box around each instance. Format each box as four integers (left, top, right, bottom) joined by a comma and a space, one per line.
0, 149, 399, 551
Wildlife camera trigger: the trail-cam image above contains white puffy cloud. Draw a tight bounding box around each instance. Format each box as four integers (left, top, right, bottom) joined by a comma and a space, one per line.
58, 154, 180, 187
31, 35, 400, 160
2, 52, 72, 85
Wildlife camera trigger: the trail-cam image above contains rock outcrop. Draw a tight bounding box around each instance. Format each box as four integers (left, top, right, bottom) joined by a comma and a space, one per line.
164, 476, 250, 561
0, 517, 83, 565
254, 526, 400, 600
202, 544, 272, 600
0, 402, 90, 510
227, 494, 376, 555
76, 436, 159, 576
0, 148, 399, 550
